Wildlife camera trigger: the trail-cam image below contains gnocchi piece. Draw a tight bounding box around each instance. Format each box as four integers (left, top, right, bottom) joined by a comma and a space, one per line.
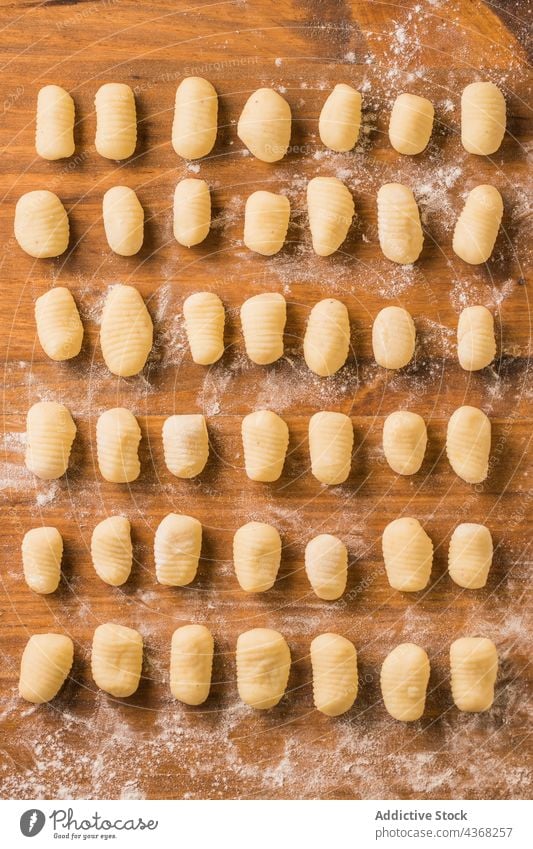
450, 637, 498, 712
91, 623, 143, 697
236, 628, 291, 709
154, 513, 202, 587
309, 411, 353, 486
382, 411, 427, 475
241, 410, 289, 482
307, 176, 355, 257
34, 287, 83, 361
22, 526, 63, 595
240, 292, 286, 365
452, 185, 503, 265
448, 523, 493, 589
183, 291, 225, 365
319, 83, 362, 152
237, 88, 291, 163
100, 284, 153, 377
94, 83, 137, 160
25, 401, 76, 480
14, 190, 69, 258
172, 76, 218, 160
457, 305, 496, 371
380, 643, 430, 721
372, 306, 416, 370
170, 624, 214, 705
233, 521, 282, 593
243, 191, 290, 256
102, 186, 144, 256
446, 405, 491, 484
311, 633, 358, 716
303, 298, 350, 377
382, 517, 433, 592
91, 516, 133, 587
96, 407, 142, 483
461, 82, 506, 155
162, 414, 209, 478
388, 93, 434, 155
305, 534, 348, 600
35, 85, 75, 160
377, 183, 423, 264
19, 633, 73, 704
173, 178, 211, 247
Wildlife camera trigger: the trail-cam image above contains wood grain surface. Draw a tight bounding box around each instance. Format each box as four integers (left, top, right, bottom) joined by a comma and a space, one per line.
0, 0, 531, 800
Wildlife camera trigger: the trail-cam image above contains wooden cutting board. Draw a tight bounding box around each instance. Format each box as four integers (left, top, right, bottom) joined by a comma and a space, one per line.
0, 0, 531, 800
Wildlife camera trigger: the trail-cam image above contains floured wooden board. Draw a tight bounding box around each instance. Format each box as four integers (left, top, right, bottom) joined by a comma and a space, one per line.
0, 0, 531, 800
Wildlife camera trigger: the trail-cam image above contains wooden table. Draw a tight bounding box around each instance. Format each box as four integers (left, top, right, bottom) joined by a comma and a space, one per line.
0, 0, 531, 800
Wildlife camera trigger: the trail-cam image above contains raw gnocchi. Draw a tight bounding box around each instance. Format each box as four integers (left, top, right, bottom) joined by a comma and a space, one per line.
94, 83, 137, 160
319, 83, 362, 152
15, 190, 69, 258
19, 633, 73, 703
382, 411, 427, 475
308, 411, 353, 485
25, 401, 76, 480
382, 517, 433, 592
236, 628, 291, 709
307, 176, 354, 256
388, 93, 434, 155
22, 526, 63, 594
233, 521, 282, 593
35, 287, 83, 361
450, 637, 498, 712
154, 513, 202, 586
162, 414, 209, 478
446, 405, 491, 484
91, 622, 143, 697
183, 291, 225, 365
91, 516, 133, 587
170, 624, 214, 705
240, 292, 286, 365
452, 185, 503, 265
173, 178, 211, 247
102, 186, 144, 256
243, 190, 290, 255
304, 534, 348, 600
380, 643, 430, 721
377, 183, 423, 264
461, 82, 506, 155
172, 76, 218, 160
100, 284, 153, 377
311, 633, 358, 716
96, 407, 142, 483
372, 306, 416, 369
448, 523, 493, 589
303, 298, 350, 377
457, 305, 496, 371
241, 410, 289, 482
237, 88, 291, 162
35, 85, 75, 160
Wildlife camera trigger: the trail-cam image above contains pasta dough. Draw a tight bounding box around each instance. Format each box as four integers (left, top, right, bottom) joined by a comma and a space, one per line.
382, 517, 433, 592
237, 88, 291, 162
308, 411, 353, 485
15, 190, 69, 258
372, 306, 416, 369
19, 633, 73, 704
91, 516, 133, 586
172, 76, 218, 160
382, 411, 427, 475
452, 185, 503, 265
35, 287, 83, 361
91, 623, 143, 697
170, 624, 214, 705
35, 85, 75, 160
162, 414, 209, 478
446, 405, 491, 484
319, 83, 362, 152
377, 183, 423, 264
173, 178, 211, 247
448, 523, 493, 589
94, 83, 136, 160
22, 526, 63, 594
236, 628, 291, 709
380, 643, 430, 721
25, 401, 76, 480
233, 521, 282, 593
100, 284, 153, 377
311, 633, 358, 716
243, 191, 290, 255
305, 534, 348, 600
457, 305, 496, 371
240, 292, 286, 365
303, 298, 350, 377
450, 637, 498, 712
183, 291, 225, 364
241, 410, 289, 482
96, 407, 141, 483
154, 513, 202, 586
307, 177, 354, 256
102, 186, 144, 256
388, 93, 434, 155
461, 82, 506, 155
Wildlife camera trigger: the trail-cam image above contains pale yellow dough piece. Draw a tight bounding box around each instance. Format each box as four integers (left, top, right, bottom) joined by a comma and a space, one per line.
233, 521, 282, 593
19, 633, 73, 703
91, 623, 143, 697
22, 526, 63, 594
319, 84, 362, 152
450, 637, 498, 712
243, 191, 290, 256
446, 405, 491, 484
304, 298, 350, 377
382, 411, 427, 475
311, 633, 358, 716
237, 88, 291, 162
305, 534, 348, 600
448, 523, 493, 589
372, 306, 416, 369
170, 624, 214, 705
240, 292, 286, 365
15, 190, 69, 258
461, 82, 506, 155
25, 401, 76, 480
162, 414, 209, 478
35, 85, 75, 160
382, 517, 433, 592
94, 83, 136, 160
309, 411, 353, 485
377, 183, 423, 264
173, 178, 211, 247
100, 284, 153, 377
96, 407, 141, 483
91, 516, 133, 587
307, 177, 354, 256
103, 186, 144, 256
457, 305, 496, 371
381, 643, 430, 721
236, 628, 291, 709
154, 513, 202, 587
35, 287, 83, 361
183, 292, 225, 365
388, 93, 434, 155
172, 76, 218, 160
241, 410, 289, 482
452, 185, 503, 265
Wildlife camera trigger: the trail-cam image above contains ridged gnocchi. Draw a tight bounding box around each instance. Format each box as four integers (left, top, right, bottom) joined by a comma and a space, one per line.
388, 93, 434, 155
308, 411, 353, 485
35, 85, 75, 160
91, 516, 133, 587
377, 183, 423, 264
243, 190, 290, 255
446, 405, 491, 484
304, 298, 350, 377
319, 84, 362, 152
241, 410, 289, 482
170, 624, 214, 705
240, 292, 286, 365
183, 291, 225, 365
382, 411, 427, 475
35, 287, 83, 361
380, 643, 430, 721
15, 190, 69, 258
173, 178, 211, 247
95, 83, 137, 160
382, 517, 433, 592
452, 185, 503, 265
162, 414, 209, 478
450, 637, 498, 712
25, 401, 76, 480
307, 176, 354, 256
233, 521, 282, 593
102, 186, 144, 256
457, 305, 496, 371
96, 407, 142, 483
19, 633, 73, 703
154, 513, 202, 587
172, 76, 218, 160
305, 534, 348, 600
100, 284, 153, 377
372, 306, 416, 369
448, 523, 493, 589
22, 526, 63, 594
237, 88, 291, 162
91, 623, 143, 697
311, 633, 358, 716
236, 628, 291, 709
461, 82, 506, 155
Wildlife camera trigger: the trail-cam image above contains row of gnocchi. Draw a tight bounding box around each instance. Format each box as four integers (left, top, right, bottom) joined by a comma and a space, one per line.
15, 179, 504, 264
35, 286, 498, 375
22, 514, 494, 598
35, 80, 506, 163
19, 626, 499, 719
